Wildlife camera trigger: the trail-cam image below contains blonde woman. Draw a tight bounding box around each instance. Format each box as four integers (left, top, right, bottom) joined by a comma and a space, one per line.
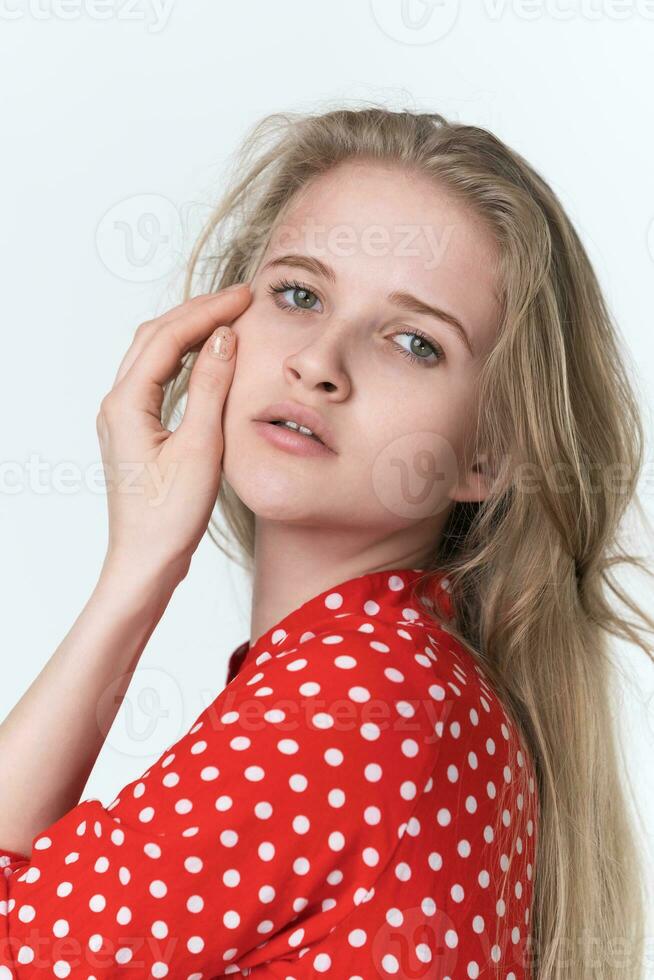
0, 107, 650, 979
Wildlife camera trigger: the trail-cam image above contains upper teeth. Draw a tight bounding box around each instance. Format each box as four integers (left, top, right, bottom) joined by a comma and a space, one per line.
275, 419, 318, 439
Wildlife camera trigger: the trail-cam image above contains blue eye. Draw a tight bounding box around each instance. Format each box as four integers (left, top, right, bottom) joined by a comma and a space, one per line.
266, 277, 445, 368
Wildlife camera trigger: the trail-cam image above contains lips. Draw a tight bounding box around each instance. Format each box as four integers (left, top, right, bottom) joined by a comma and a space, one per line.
252, 420, 335, 458
254, 400, 335, 452
269, 420, 323, 444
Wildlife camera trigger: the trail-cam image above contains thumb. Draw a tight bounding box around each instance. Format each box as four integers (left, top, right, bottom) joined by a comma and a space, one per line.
175, 324, 236, 451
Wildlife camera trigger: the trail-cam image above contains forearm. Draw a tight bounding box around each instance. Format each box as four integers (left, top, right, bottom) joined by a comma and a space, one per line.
0, 556, 183, 856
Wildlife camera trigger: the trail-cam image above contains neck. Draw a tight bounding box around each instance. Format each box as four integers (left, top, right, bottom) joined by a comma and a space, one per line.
248, 517, 445, 649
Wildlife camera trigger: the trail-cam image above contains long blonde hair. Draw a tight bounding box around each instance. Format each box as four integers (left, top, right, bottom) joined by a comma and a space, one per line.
161, 104, 653, 979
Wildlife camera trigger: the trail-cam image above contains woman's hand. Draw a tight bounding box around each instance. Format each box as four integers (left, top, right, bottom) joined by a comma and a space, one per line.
95, 284, 252, 585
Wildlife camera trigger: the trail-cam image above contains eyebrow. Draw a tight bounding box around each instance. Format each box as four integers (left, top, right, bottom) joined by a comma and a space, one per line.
260, 252, 475, 358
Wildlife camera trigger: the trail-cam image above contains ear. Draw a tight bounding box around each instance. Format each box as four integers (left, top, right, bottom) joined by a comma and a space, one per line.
449, 452, 495, 504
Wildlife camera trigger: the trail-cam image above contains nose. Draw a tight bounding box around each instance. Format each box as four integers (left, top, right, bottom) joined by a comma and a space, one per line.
283, 325, 352, 397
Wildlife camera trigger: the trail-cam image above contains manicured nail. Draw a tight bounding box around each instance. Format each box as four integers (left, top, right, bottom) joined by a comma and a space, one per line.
222, 281, 250, 292
211, 326, 235, 359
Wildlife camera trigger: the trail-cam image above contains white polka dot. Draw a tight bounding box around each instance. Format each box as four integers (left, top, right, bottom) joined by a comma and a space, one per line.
365, 763, 382, 782
293, 815, 310, 834
416, 943, 432, 963
53, 919, 69, 937
278, 738, 300, 754
115, 947, 133, 964
451, 883, 465, 903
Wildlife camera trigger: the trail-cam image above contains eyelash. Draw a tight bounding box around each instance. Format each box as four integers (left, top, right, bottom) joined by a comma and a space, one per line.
266, 277, 446, 367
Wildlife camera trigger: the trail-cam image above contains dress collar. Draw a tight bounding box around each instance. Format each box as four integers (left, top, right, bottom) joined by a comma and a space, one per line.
225, 565, 454, 685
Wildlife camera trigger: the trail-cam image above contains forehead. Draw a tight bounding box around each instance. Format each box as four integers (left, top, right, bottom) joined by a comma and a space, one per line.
263, 161, 501, 351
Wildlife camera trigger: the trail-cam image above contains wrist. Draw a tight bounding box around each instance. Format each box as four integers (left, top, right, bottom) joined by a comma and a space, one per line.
98, 550, 189, 604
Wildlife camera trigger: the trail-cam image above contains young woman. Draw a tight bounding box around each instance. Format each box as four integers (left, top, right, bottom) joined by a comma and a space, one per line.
1, 107, 651, 979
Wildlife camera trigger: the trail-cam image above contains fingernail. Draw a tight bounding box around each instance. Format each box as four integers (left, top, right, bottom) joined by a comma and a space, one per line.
211, 326, 235, 359
222, 281, 250, 292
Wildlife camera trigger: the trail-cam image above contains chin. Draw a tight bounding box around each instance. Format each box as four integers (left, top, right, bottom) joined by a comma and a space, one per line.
222, 459, 318, 521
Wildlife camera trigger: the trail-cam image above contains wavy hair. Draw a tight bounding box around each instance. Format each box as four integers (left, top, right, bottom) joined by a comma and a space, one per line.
161, 104, 653, 979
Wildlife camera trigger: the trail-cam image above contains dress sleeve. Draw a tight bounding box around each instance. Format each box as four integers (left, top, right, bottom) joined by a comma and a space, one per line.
0, 626, 452, 978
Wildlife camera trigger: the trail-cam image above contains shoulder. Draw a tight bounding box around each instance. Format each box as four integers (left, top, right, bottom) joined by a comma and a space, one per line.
200, 617, 461, 817
218, 613, 536, 805
235, 612, 451, 713
283, 613, 541, 817
226, 613, 485, 760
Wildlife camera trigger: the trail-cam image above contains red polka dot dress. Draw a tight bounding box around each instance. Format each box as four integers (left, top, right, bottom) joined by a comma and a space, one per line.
1, 567, 539, 978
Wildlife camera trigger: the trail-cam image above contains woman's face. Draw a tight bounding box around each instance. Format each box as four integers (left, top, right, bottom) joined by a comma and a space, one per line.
221, 160, 501, 540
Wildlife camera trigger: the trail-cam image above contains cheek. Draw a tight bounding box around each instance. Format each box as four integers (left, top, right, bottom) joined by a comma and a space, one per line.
364, 398, 448, 449
362, 393, 467, 484
364, 422, 461, 521
231, 314, 286, 374
225, 323, 272, 399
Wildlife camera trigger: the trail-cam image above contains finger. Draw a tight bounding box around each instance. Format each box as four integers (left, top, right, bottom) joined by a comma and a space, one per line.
116, 285, 250, 411
110, 289, 242, 390
173, 324, 237, 452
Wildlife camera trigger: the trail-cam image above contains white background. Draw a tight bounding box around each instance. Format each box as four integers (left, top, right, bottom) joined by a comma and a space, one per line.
1, 0, 653, 966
